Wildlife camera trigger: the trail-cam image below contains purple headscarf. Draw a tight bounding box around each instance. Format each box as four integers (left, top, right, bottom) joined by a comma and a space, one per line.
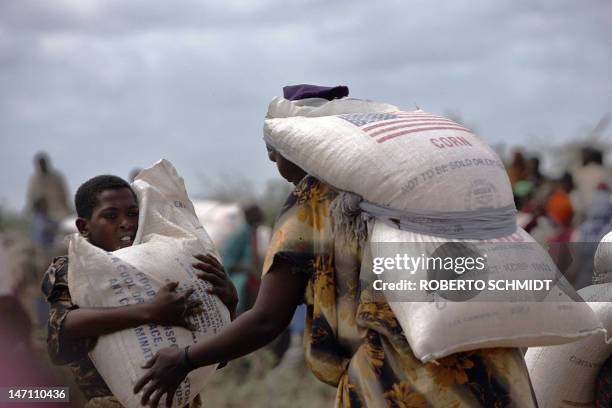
283, 84, 349, 101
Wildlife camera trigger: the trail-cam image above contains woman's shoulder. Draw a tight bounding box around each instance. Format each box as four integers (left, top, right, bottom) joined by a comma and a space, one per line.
280, 176, 338, 215
296, 176, 338, 200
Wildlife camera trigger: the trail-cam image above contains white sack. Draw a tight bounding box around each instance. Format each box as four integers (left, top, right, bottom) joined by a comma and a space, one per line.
265, 97, 599, 362
372, 223, 601, 362
526, 284, 612, 408
68, 160, 230, 408
594, 231, 612, 284
265, 101, 513, 213
192, 200, 244, 251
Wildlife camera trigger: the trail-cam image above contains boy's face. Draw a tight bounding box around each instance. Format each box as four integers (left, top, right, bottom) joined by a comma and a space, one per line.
77, 188, 139, 252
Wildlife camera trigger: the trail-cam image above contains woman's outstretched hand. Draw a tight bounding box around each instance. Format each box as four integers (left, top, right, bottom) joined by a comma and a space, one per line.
133, 347, 189, 408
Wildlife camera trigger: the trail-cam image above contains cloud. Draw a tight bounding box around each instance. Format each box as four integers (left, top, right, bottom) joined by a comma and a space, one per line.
1, 0, 611, 210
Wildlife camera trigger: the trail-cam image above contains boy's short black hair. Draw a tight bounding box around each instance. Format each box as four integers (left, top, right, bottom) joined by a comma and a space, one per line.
75, 175, 137, 219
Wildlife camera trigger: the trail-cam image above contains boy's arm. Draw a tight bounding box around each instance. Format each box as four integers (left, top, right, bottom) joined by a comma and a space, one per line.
134, 259, 307, 407
43, 257, 96, 365
42, 258, 199, 364
61, 282, 197, 339
59, 306, 150, 340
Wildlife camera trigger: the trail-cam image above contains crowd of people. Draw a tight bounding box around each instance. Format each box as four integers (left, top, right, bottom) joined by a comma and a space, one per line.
511, 147, 612, 289
0, 85, 611, 407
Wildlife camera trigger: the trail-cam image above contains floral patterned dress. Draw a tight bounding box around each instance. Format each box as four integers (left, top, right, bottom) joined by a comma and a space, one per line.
262, 176, 538, 408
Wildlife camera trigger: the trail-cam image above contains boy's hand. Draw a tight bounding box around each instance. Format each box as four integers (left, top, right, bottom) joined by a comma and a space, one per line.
147, 282, 200, 330
193, 254, 238, 318
134, 347, 188, 408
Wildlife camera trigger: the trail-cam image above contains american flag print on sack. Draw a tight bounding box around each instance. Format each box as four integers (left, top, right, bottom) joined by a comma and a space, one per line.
338, 111, 473, 144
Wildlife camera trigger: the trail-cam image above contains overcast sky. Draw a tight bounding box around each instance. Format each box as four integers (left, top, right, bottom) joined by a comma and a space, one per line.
1, 0, 611, 212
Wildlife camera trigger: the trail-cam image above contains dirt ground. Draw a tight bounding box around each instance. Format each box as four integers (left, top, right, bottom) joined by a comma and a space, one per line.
200, 350, 336, 407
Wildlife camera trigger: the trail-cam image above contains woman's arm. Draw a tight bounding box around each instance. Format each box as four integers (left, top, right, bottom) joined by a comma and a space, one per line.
191, 260, 307, 363
134, 259, 308, 408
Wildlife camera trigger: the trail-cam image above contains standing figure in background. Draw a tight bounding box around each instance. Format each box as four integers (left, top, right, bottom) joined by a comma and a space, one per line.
526, 156, 546, 189
223, 203, 266, 313
26, 152, 71, 222
546, 173, 575, 241
29, 197, 60, 326
31, 198, 60, 256
573, 148, 612, 223
569, 184, 612, 289
526, 155, 552, 203
546, 173, 575, 285
507, 150, 528, 187
25, 153, 70, 325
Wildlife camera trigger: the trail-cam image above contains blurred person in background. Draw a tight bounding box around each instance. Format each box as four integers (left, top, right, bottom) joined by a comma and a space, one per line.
526, 156, 546, 190
26, 152, 71, 222
573, 148, 612, 223
545, 173, 576, 286
31, 197, 60, 257
546, 173, 575, 242
25, 153, 70, 326
573, 184, 612, 244
221, 202, 275, 382
507, 150, 528, 186
568, 184, 612, 289
514, 154, 558, 245
514, 180, 556, 244
222, 203, 266, 313
526, 155, 553, 205
29, 197, 59, 326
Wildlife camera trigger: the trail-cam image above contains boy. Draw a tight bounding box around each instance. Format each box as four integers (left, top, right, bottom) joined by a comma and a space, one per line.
42, 175, 237, 408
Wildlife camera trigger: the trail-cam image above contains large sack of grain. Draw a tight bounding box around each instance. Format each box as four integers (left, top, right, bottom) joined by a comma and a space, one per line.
68, 160, 230, 408
265, 98, 511, 213
370, 224, 601, 362
265, 96, 600, 362
526, 283, 612, 408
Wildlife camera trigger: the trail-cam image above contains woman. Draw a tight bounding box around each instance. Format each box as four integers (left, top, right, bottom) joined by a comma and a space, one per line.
135, 85, 537, 407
